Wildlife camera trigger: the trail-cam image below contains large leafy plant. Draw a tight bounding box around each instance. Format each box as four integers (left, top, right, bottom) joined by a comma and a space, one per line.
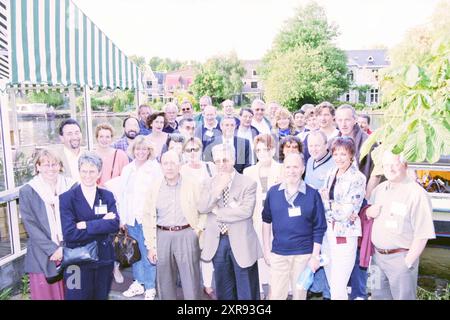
360, 38, 450, 164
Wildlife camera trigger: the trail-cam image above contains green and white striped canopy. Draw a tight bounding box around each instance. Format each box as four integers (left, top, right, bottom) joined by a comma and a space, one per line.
8, 0, 143, 90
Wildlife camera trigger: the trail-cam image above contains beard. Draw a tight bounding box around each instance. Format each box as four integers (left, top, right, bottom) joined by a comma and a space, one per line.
125, 131, 137, 139
69, 139, 81, 149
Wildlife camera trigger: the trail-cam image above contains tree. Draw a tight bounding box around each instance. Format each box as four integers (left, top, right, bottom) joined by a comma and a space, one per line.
28, 91, 64, 108
361, 2, 450, 164
149, 56, 185, 72
190, 53, 245, 105
129, 55, 147, 71
261, 1, 349, 110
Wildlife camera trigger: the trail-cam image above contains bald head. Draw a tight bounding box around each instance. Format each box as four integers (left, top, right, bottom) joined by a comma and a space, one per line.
284, 153, 305, 185
161, 150, 181, 182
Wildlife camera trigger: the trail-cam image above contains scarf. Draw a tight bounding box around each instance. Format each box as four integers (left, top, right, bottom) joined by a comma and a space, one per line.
28, 174, 75, 244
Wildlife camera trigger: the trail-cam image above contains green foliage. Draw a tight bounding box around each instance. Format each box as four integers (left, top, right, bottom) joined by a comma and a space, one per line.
261, 1, 349, 111
0, 287, 12, 300
191, 53, 245, 105
148, 56, 198, 72
129, 55, 147, 71
77, 90, 135, 112
149, 100, 164, 111
417, 284, 450, 300
21, 274, 30, 299
173, 91, 197, 108
28, 91, 64, 108
360, 37, 450, 164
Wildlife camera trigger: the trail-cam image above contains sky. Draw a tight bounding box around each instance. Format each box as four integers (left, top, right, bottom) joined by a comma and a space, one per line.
72, 0, 441, 62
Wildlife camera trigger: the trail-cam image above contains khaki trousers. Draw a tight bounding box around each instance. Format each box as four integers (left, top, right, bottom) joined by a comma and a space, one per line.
269, 252, 311, 300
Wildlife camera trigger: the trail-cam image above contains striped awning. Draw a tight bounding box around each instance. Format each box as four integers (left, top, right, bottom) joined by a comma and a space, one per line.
8, 0, 143, 90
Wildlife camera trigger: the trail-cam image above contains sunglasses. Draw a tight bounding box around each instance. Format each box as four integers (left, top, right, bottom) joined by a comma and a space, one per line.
182, 108, 192, 112
184, 147, 200, 153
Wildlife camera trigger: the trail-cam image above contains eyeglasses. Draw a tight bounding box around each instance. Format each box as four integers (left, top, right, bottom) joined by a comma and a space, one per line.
214, 158, 231, 164
39, 162, 60, 169
182, 108, 192, 112
255, 108, 265, 112
200, 104, 208, 107
255, 148, 270, 153
184, 147, 200, 153
284, 144, 299, 149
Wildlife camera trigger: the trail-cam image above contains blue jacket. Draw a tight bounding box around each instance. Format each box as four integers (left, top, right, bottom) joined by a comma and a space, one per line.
60, 185, 120, 266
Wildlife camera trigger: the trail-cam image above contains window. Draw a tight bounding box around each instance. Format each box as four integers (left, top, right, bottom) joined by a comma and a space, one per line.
370, 89, 379, 104
252, 70, 257, 76
251, 81, 258, 89
348, 70, 354, 82
146, 81, 152, 88
367, 56, 374, 63
345, 92, 351, 102
372, 69, 379, 81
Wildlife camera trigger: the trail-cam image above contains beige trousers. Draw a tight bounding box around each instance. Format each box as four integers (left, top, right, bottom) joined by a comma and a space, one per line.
269, 252, 311, 300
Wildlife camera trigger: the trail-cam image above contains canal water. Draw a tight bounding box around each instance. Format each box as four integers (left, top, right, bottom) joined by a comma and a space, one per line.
10, 114, 450, 295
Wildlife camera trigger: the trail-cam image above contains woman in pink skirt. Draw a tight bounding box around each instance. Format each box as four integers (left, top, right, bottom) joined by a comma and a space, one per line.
20, 148, 76, 299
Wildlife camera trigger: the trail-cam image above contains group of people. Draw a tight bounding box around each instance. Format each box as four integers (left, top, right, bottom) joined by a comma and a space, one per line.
20, 96, 435, 300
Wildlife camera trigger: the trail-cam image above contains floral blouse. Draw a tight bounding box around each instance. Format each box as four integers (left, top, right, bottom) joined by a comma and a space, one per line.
322, 165, 366, 237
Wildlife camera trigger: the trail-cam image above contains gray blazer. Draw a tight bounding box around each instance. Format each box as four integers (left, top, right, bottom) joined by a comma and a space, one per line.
20, 184, 68, 278
198, 172, 262, 268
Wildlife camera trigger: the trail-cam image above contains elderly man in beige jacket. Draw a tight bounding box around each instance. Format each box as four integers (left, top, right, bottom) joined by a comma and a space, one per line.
142, 150, 205, 300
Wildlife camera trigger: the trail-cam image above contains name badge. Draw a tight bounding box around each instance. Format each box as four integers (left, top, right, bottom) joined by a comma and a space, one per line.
390, 201, 407, 217
95, 200, 108, 215
385, 219, 398, 230
288, 206, 302, 217
205, 130, 214, 137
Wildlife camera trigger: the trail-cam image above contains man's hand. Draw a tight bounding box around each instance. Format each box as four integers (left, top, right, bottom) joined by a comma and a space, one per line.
366, 205, 382, 219
308, 255, 320, 273
148, 248, 158, 264
212, 173, 232, 198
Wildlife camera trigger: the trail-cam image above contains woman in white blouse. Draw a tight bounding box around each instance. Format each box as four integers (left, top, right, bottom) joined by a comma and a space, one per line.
243, 134, 283, 299
180, 137, 217, 299
319, 137, 366, 300
107, 135, 163, 300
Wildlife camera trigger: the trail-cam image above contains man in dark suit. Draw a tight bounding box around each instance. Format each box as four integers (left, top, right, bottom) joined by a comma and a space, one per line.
203, 116, 251, 174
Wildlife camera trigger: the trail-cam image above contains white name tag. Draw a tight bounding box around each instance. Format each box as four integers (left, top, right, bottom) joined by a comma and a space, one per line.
288, 207, 302, 217
390, 201, 407, 217
95, 204, 108, 215
205, 130, 214, 137
385, 219, 398, 230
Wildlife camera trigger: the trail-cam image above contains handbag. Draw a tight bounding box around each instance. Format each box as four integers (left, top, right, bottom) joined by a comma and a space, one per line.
113, 229, 141, 268
60, 240, 99, 268
45, 263, 64, 284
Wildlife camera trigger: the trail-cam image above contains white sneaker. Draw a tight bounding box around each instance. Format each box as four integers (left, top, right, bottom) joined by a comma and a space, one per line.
123, 280, 145, 298
144, 288, 157, 300
113, 262, 124, 284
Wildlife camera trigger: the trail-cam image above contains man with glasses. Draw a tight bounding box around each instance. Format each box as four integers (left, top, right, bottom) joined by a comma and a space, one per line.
177, 100, 195, 122
198, 144, 261, 300
162, 102, 179, 134
204, 116, 251, 174
251, 99, 272, 135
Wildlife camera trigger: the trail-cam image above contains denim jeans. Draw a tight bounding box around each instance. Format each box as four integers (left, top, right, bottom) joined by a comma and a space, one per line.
349, 248, 368, 299
127, 221, 156, 290
309, 267, 331, 299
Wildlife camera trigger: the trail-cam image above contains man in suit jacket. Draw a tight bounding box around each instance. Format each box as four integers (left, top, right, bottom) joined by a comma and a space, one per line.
203, 116, 251, 174
198, 144, 262, 300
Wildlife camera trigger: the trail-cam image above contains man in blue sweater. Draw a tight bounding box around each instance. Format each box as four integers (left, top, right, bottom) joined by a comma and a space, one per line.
262, 153, 327, 300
